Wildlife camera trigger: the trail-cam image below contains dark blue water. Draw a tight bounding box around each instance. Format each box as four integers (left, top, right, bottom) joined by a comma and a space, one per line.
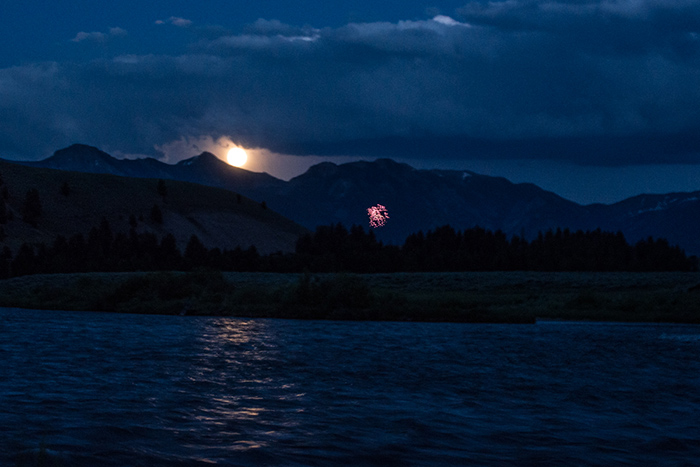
2, 308, 700, 466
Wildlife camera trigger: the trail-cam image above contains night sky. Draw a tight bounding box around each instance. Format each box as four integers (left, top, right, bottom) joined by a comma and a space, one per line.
1, 0, 700, 204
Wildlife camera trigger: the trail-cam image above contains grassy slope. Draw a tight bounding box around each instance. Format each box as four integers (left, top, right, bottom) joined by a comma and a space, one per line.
0, 159, 308, 254
0, 271, 699, 323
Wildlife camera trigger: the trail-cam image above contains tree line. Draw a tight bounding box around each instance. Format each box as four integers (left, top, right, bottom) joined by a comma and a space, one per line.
294, 223, 695, 272
0, 219, 261, 279
0, 220, 695, 278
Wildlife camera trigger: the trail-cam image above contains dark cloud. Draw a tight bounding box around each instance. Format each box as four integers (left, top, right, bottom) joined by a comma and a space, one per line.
457, 0, 700, 57
1, 2, 699, 165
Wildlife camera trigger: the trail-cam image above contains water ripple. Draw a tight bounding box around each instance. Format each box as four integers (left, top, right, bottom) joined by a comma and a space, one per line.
2, 308, 700, 465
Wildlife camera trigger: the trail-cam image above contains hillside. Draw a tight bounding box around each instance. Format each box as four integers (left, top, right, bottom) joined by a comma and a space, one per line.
0, 159, 308, 255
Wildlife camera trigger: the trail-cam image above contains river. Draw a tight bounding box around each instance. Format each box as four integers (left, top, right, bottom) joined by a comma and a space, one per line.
1, 307, 699, 466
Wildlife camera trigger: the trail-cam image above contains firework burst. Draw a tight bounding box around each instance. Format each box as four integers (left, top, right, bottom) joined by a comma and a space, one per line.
367, 204, 390, 228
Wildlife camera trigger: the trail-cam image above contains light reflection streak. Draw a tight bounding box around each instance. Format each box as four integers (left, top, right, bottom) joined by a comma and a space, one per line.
182, 318, 305, 451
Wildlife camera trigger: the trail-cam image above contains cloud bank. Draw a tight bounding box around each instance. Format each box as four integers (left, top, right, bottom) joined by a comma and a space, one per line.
1, 0, 699, 165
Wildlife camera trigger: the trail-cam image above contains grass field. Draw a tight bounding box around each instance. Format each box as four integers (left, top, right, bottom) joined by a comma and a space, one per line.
1, 271, 700, 323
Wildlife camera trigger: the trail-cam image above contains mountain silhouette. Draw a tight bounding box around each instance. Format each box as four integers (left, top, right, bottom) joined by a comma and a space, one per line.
10, 144, 700, 255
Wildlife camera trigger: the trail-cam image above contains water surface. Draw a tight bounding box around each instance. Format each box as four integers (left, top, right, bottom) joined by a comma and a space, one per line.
2, 308, 699, 466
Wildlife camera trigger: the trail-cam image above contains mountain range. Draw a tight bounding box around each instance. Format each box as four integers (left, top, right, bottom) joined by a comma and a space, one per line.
10, 144, 700, 256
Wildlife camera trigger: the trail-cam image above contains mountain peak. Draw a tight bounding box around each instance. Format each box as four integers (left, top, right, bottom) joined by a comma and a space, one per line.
177, 151, 226, 167
373, 158, 411, 168
198, 151, 219, 161
49, 144, 114, 162
305, 161, 338, 173
40, 144, 123, 174
301, 158, 415, 179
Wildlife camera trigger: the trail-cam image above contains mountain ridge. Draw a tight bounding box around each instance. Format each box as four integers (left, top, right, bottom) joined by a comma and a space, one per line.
7, 144, 700, 255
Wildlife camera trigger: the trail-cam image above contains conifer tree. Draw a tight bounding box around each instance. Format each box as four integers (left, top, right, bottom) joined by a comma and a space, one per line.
158, 233, 182, 270
11, 243, 35, 277
184, 234, 207, 268
150, 204, 163, 224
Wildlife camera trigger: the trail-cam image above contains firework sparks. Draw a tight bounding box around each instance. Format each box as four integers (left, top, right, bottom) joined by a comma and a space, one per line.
367, 204, 389, 228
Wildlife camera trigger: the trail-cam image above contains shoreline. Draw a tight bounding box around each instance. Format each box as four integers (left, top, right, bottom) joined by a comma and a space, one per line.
1, 270, 699, 324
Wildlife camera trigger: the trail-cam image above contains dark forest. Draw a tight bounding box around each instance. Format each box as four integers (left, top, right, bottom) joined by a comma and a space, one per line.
1, 220, 695, 279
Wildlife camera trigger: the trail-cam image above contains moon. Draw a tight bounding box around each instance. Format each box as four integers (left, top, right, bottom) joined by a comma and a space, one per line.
226, 147, 248, 167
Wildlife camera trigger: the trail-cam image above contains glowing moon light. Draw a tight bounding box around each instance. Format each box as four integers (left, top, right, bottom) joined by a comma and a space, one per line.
226, 147, 248, 167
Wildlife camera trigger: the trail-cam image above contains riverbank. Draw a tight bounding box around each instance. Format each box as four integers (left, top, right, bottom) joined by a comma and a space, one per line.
1, 270, 699, 323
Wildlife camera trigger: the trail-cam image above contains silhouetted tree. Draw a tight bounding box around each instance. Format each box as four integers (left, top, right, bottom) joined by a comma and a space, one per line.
150, 204, 163, 224
67, 233, 87, 273
11, 243, 36, 277
136, 232, 159, 270
237, 245, 260, 271
261, 200, 267, 210
47, 235, 70, 273
158, 233, 182, 270
129, 214, 138, 228
85, 218, 114, 270
184, 234, 208, 269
